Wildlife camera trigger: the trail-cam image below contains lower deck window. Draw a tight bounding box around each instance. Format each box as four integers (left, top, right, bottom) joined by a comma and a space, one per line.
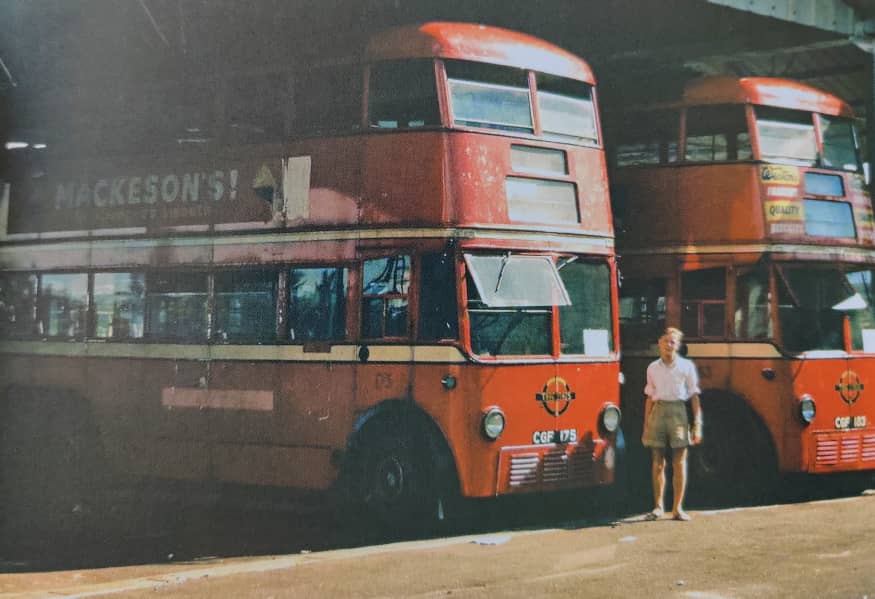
94, 272, 145, 339
40, 273, 88, 338
214, 270, 277, 343
0, 274, 38, 338
145, 272, 208, 341
362, 256, 410, 338
289, 267, 348, 341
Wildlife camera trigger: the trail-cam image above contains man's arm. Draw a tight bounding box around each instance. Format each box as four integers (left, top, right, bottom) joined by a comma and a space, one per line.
690, 393, 702, 444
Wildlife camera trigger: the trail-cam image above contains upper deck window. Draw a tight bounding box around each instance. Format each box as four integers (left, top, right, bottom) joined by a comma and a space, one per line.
754, 106, 817, 166
446, 60, 533, 134
535, 74, 597, 144
368, 60, 440, 129
819, 115, 860, 172
612, 110, 679, 166
685, 105, 751, 163
214, 270, 278, 343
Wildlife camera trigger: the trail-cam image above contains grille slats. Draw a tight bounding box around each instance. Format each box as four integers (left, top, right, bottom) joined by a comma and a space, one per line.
814, 430, 875, 468
502, 445, 596, 492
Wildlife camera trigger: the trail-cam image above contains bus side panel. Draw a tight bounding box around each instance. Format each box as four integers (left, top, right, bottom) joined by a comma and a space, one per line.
361, 133, 449, 225
286, 137, 363, 226
616, 165, 761, 246
91, 356, 213, 480
208, 360, 354, 489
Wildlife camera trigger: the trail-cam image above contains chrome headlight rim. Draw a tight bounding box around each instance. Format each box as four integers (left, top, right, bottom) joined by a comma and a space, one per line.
481, 406, 506, 440
600, 402, 622, 434
798, 394, 816, 425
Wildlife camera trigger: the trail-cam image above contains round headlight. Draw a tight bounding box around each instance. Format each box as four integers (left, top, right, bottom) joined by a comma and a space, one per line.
482, 407, 506, 440
799, 394, 816, 424
601, 403, 621, 433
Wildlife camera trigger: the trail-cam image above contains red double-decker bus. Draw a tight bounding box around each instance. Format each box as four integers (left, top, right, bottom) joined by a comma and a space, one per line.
609, 76, 875, 500
0, 22, 620, 535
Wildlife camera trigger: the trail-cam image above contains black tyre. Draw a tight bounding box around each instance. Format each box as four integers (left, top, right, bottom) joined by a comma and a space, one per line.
686, 396, 777, 507
357, 431, 438, 532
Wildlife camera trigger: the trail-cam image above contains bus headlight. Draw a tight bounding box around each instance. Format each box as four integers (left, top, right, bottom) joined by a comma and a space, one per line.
481, 407, 506, 440
798, 394, 816, 424
600, 403, 621, 434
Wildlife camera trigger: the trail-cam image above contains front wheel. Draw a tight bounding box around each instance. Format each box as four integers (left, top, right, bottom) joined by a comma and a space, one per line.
356, 432, 442, 534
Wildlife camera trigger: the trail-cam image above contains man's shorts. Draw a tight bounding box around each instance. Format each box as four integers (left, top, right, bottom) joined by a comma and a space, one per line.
641, 400, 690, 449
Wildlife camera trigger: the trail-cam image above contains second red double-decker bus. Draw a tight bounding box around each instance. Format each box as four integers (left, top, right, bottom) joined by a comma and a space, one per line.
0, 22, 621, 536
609, 76, 875, 500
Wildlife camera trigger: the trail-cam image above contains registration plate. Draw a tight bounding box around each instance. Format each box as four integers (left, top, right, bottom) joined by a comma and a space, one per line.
835, 415, 867, 430
532, 428, 577, 445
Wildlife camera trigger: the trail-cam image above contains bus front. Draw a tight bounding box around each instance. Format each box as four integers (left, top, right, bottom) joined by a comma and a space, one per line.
364, 23, 621, 500
612, 77, 875, 494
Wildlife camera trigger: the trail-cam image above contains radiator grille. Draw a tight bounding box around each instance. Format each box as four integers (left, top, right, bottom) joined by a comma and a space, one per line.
501, 445, 597, 493
814, 431, 875, 468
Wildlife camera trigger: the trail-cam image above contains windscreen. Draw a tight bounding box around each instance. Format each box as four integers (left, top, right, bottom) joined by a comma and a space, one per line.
755, 106, 817, 165
818, 115, 860, 172
464, 253, 612, 357
777, 265, 875, 352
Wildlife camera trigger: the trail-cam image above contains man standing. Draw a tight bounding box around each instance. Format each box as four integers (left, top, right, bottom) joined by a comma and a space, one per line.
642, 327, 702, 521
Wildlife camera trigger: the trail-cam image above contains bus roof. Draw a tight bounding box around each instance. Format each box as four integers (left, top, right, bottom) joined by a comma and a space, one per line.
680, 76, 854, 117
366, 22, 596, 84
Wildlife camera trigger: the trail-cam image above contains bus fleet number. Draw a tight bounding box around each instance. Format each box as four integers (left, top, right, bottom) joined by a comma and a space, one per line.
835, 416, 867, 429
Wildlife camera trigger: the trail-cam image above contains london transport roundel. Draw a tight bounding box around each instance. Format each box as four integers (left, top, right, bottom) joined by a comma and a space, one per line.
534, 376, 576, 416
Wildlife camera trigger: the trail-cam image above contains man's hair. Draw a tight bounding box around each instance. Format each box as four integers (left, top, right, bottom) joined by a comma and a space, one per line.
663, 326, 684, 341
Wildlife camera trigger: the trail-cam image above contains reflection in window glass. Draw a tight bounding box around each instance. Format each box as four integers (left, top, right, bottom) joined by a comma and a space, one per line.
94, 273, 145, 339
446, 61, 533, 133
289, 267, 348, 341
464, 253, 570, 308
685, 105, 749, 162
145, 272, 207, 341
619, 278, 666, 349
559, 261, 613, 355
215, 270, 277, 343
612, 110, 679, 166
819, 115, 859, 171
536, 75, 597, 143
0, 274, 38, 338
803, 199, 855, 238
777, 267, 848, 352
733, 269, 770, 339
40, 274, 89, 338
846, 269, 875, 351
466, 271, 551, 356
362, 256, 410, 338
755, 106, 816, 165
505, 177, 579, 224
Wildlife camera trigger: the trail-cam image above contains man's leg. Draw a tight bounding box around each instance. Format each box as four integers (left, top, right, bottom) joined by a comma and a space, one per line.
671, 446, 690, 520
650, 448, 667, 517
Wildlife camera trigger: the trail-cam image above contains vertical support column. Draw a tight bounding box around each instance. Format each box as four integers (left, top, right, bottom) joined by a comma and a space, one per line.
869, 46, 875, 197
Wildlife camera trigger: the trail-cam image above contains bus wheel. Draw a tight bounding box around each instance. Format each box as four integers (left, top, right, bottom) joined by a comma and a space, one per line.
686, 398, 777, 507
358, 432, 436, 533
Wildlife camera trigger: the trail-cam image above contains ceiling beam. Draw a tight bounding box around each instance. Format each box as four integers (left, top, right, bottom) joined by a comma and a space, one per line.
706, 0, 859, 35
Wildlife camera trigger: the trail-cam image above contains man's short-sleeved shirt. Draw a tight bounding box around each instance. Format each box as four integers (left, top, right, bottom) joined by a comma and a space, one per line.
644, 356, 701, 402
